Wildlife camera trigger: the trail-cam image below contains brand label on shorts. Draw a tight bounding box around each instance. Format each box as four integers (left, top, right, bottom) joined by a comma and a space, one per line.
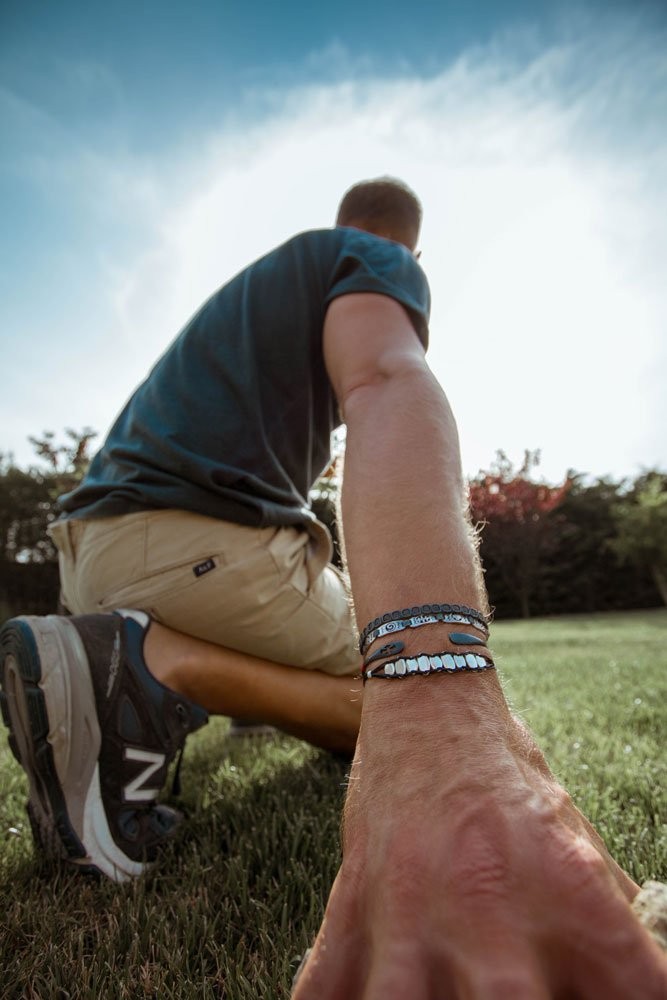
193, 557, 216, 578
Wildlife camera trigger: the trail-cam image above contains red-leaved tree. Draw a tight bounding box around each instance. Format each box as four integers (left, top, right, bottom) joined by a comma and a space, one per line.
468, 450, 571, 618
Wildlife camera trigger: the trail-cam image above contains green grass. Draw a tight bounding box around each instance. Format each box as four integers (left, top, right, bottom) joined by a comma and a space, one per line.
1, 609, 665, 998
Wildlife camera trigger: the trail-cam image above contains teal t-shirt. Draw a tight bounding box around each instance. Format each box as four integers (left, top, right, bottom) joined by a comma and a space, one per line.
61, 227, 431, 528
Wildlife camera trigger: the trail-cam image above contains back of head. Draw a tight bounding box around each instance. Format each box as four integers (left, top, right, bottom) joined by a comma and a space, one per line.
336, 176, 422, 251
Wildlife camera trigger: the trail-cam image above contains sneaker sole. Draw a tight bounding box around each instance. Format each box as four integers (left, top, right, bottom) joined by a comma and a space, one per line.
0, 616, 148, 882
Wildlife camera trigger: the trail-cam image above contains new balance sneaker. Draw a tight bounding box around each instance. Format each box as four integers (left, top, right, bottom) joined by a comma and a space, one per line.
0, 610, 208, 882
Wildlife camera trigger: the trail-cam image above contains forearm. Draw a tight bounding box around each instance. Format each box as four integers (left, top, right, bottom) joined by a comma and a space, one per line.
341, 361, 485, 622
340, 360, 510, 735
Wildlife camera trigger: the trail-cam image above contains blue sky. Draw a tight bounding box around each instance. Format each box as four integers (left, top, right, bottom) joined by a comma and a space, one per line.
1, 0, 666, 482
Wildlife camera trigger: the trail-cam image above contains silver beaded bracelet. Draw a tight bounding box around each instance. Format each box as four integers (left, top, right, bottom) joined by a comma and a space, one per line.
363, 650, 495, 682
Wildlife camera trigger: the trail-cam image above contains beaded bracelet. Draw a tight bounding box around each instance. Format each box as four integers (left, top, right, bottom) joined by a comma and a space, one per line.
364, 650, 495, 682
359, 602, 491, 654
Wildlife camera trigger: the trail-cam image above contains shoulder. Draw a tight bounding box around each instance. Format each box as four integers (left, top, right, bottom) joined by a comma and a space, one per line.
321, 228, 431, 340
249, 228, 417, 275
274, 227, 413, 261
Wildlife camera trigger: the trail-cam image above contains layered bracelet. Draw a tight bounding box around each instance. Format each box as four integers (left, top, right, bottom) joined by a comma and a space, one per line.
359, 602, 494, 683
364, 650, 495, 681
359, 602, 491, 655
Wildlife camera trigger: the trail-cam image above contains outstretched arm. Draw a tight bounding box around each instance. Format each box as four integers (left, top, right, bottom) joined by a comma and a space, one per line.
293, 292, 667, 999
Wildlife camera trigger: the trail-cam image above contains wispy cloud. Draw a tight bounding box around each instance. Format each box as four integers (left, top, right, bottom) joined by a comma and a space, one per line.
2, 12, 666, 479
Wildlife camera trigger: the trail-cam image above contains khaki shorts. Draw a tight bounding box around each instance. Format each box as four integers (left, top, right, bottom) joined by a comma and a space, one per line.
48, 510, 359, 676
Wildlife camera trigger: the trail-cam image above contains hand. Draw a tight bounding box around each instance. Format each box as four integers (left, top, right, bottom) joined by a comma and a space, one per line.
292, 693, 667, 999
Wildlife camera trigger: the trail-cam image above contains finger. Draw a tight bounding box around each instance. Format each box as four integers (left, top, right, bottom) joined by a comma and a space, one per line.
291, 870, 367, 1000
453, 945, 552, 1000
569, 809, 639, 900
361, 951, 433, 1000
361, 924, 553, 1000
291, 926, 365, 1000
460, 971, 552, 1000
543, 836, 667, 997
564, 905, 667, 1000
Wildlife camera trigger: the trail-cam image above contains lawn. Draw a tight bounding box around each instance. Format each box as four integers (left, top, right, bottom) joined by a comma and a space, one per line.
1, 609, 665, 998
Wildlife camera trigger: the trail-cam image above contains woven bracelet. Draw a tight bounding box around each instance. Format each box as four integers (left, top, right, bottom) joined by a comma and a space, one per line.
364, 650, 495, 682
359, 602, 490, 654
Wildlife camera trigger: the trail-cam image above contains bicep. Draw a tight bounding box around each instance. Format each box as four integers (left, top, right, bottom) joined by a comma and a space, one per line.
323, 293, 427, 411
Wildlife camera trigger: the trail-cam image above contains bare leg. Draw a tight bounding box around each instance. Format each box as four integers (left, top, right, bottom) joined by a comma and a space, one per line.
144, 621, 363, 755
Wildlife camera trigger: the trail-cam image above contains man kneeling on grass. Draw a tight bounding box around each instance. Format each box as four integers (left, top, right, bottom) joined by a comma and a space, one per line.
1, 177, 665, 999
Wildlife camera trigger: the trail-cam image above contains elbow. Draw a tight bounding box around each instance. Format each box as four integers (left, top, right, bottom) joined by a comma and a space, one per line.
339, 354, 433, 422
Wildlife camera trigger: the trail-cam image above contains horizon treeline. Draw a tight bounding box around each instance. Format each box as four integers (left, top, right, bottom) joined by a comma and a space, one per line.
1, 434, 665, 621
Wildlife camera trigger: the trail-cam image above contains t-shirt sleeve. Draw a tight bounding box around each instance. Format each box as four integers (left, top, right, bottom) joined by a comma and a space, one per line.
324, 230, 431, 350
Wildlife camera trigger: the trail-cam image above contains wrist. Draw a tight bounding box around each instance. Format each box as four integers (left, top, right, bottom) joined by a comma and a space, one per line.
344, 670, 524, 841
358, 665, 513, 750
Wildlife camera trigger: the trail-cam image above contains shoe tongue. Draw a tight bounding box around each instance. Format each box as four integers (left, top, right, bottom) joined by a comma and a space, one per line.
119, 696, 143, 743
121, 615, 162, 696
121, 614, 209, 736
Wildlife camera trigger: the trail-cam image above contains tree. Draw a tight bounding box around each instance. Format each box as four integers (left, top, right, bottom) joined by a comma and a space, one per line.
0, 429, 98, 564
0, 459, 55, 563
0, 429, 97, 616
609, 472, 667, 606
28, 426, 98, 493
468, 450, 571, 618
543, 476, 623, 613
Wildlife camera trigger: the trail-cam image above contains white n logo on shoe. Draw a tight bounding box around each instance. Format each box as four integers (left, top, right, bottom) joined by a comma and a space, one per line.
123, 748, 166, 802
